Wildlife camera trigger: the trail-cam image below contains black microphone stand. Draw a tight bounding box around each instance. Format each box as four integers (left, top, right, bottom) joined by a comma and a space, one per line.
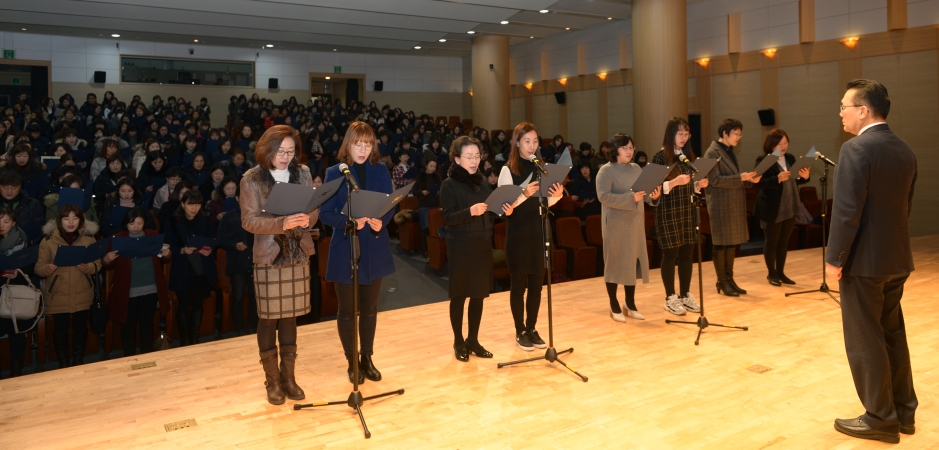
785, 159, 839, 305
497, 167, 588, 382
294, 179, 404, 439
666, 174, 748, 345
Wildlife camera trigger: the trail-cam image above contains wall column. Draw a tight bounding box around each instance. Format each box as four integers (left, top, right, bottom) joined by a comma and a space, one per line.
631, 0, 687, 153
471, 35, 510, 132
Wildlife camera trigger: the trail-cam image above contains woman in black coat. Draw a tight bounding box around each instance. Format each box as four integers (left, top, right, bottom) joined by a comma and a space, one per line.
441, 136, 513, 361
754, 129, 810, 286
497, 122, 563, 352
569, 163, 600, 220
216, 196, 257, 336
412, 159, 441, 253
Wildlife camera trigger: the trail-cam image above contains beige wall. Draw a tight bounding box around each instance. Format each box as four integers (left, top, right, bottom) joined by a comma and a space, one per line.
533, 94, 560, 139
710, 70, 762, 156
567, 89, 599, 148
509, 97, 525, 130
607, 84, 634, 142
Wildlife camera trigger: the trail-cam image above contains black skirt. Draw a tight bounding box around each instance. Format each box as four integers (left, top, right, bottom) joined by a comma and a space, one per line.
447, 238, 493, 299
504, 197, 544, 275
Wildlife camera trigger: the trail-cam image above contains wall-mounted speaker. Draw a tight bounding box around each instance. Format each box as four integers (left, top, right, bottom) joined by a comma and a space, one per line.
374, 81, 384, 92
93, 71, 106, 83
757, 108, 775, 126
268, 78, 279, 89
554, 92, 566, 104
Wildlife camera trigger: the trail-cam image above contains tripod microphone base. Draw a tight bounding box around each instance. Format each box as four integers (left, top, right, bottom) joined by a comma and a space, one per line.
785, 283, 841, 305
666, 316, 748, 345
295, 388, 405, 439
498, 347, 587, 382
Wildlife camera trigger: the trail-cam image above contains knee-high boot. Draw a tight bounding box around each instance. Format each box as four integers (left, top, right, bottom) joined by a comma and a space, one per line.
190, 309, 203, 345
53, 334, 71, 369
725, 247, 747, 294
713, 247, 739, 297
175, 308, 190, 346
72, 337, 87, 366
279, 345, 305, 400
259, 348, 285, 405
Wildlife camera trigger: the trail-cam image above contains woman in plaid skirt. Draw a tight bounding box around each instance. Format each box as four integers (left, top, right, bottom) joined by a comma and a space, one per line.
241, 125, 320, 405
651, 117, 709, 316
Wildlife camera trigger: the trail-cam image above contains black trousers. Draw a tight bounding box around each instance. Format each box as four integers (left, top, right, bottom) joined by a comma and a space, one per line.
52, 310, 89, 349
509, 272, 542, 334
121, 293, 158, 356
335, 278, 383, 358
660, 244, 693, 297
0, 317, 29, 361
763, 217, 795, 276
840, 273, 917, 433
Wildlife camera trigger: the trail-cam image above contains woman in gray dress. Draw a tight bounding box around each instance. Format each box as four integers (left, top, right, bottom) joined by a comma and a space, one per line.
704, 119, 761, 296
596, 134, 660, 322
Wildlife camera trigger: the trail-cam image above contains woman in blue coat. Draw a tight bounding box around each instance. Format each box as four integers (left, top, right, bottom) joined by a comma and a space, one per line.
321, 121, 395, 385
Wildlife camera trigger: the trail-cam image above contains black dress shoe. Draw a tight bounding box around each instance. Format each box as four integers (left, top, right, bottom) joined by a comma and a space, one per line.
767, 275, 782, 286
464, 341, 493, 358
777, 273, 796, 285
347, 366, 365, 385
834, 417, 899, 443
359, 355, 382, 381
900, 423, 915, 435
454, 343, 469, 362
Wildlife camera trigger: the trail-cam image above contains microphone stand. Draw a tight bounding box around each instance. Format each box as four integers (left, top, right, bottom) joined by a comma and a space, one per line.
294, 177, 404, 439
785, 159, 840, 305
666, 173, 748, 345
497, 167, 588, 382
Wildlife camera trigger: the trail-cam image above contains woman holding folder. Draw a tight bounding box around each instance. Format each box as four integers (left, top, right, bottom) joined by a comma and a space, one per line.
240, 124, 319, 405
35, 205, 100, 368
441, 135, 513, 361
100, 178, 154, 238
320, 121, 395, 385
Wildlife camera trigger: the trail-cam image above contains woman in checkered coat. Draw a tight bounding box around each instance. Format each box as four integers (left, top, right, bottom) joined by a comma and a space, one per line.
241, 125, 320, 405
651, 117, 709, 316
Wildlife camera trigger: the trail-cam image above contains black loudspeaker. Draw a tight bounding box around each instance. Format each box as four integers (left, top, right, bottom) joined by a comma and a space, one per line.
757, 108, 775, 126
554, 91, 566, 104
93, 71, 106, 83
268, 78, 278, 89
374, 81, 383, 91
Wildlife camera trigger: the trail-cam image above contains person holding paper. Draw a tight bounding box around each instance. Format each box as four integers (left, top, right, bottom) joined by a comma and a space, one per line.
652, 117, 709, 316
240, 124, 319, 405
34, 205, 100, 368
43, 174, 98, 224
102, 208, 171, 356
100, 178, 154, 238
164, 190, 218, 348
704, 119, 761, 297
597, 134, 661, 322
92, 153, 132, 210
498, 122, 563, 351
0, 206, 33, 376
321, 121, 395, 385
754, 129, 811, 286
441, 136, 513, 362
207, 176, 238, 233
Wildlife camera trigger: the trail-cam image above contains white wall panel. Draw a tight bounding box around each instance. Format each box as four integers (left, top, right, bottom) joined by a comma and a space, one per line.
909, 0, 939, 28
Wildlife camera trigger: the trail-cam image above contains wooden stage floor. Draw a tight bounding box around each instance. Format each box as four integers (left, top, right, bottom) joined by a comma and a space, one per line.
2, 236, 938, 449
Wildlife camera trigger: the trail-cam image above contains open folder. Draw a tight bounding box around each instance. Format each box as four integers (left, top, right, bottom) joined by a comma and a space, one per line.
52, 239, 111, 266
753, 154, 781, 176
534, 163, 572, 197
0, 245, 40, 271
787, 146, 817, 178
186, 236, 219, 250
112, 234, 165, 259
345, 182, 415, 219
692, 157, 720, 181
58, 187, 92, 211
261, 177, 343, 216
485, 185, 524, 216
630, 163, 672, 193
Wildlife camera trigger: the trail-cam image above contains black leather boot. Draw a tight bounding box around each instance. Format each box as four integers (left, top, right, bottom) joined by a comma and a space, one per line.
347, 356, 365, 385
72, 339, 86, 366
53, 335, 71, 369
190, 309, 203, 345
713, 248, 739, 297
725, 248, 747, 294
360, 354, 382, 381
175, 309, 190, 346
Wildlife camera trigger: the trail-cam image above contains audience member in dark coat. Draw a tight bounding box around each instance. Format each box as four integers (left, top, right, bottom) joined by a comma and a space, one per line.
216, 201, 257, 335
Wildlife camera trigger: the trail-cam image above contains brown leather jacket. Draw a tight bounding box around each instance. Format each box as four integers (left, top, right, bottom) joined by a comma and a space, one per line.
240, 164, 320, 265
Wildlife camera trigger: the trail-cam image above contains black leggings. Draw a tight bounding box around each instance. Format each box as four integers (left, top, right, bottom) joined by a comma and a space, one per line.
606, 283, 636, 313
660, 244, 693, 297
121, 293, 158, 356
763, 217, 795, 276
52, 310, 89, 350
450, 297, 484, 345
509, 272, 542, 334
256, 317, 298, 352
336, 279, 383, 358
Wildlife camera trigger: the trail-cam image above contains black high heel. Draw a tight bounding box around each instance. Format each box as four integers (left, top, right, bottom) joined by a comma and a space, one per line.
777, 273, 796, 285
727, 277, 747, 295
716, 281, 740, 297
464, 341, 493, 358
454, 343, 469, 362
767, 275, 782, 286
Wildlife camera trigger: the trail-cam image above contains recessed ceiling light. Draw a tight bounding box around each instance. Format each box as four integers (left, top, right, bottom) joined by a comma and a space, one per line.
539, 9, 548, 13
414, 46, 422, 49
21, 28, 26, 31
467, 31, 475, 34
333, 48, 337, 51
266, 44, 274, 47
565, 28, 570, 30
608, 17, 613, 20
500, 21, 509, 25
325, 76, 331, 80
439, 39, 446, 42
193, 39, 199, 42
111, 34, 120, 37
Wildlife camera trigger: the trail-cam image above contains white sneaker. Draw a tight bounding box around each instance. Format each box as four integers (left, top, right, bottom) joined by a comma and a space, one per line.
680, 292, 701, 313
664, 294, 686, 316
610, 308, 626, 323
625, 306, 645, 320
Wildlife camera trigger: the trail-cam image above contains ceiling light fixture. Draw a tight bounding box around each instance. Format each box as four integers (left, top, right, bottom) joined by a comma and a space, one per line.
467, 31, 475, 34
333, 48, 337, 51
597, 72, 608, 81
530, 36, 534, 39
761, 48, 777, 60
266, 44, 274, 47
21, 28, 27, 31
840, 36, 859, 51
608, 17, 613, 20
539, 9, 548, 13
525, 82, 533, 90
325, 76, 331, 80
501, 21, 509, 25
565, 28, 570, 30
193, 39, 199, 42
414, 46, 421, 49
439, 39, 446, 42
111, 34, 120, 37
558, 78, 568, 86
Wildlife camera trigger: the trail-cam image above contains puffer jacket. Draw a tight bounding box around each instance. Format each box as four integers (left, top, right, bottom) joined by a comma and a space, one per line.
34, 219, 101, 314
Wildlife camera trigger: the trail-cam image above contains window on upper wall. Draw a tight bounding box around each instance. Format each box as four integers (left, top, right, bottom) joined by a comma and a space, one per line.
120, 56, 255, 87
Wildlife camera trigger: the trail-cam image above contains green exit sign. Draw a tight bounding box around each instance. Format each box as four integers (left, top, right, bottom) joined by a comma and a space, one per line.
334, 66, 341, 73
11, 77, 21, 85
2, 50, 13, 59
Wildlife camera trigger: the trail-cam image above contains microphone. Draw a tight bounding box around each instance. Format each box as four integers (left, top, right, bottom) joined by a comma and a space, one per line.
528, 154, 548, 175
674, 149, 699, 173
814, 151, 837, 167
337, 163, 360, 193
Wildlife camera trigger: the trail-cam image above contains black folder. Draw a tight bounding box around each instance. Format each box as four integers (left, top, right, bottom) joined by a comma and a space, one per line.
261, 177, 343, 216
630, 163, 672, 193
112, 234, 165, 259
346, 182, 415, 218
53, 239, 110, 266
753, 154, 780, 176
692, 157, 720, 181
534, 163, 572, 197
58, 188, 91, 211
787, 147, 817, 178
0, 245, 40, 271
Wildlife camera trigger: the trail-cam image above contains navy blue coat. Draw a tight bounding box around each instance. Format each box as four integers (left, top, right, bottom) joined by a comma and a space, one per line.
216, 206, 253, 276
165, 215, 218, 291
321, 162, 395, 285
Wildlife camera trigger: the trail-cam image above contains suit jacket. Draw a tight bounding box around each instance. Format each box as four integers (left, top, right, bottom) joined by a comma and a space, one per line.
320, 161, 396, 285
826, 124, 917, 277
704, 141, 750, 246
753, 152, 810, 223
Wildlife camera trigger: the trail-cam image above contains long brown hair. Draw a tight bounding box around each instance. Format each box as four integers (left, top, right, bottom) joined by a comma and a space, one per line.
337, 121, 380, 165
660, 116, 695, 166
255, 124, 301, 170
506, 122, 538, 176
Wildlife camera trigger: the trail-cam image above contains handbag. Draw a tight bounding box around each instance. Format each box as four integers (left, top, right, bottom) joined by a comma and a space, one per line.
89, 266, 108, 335
0, 268, 43, 333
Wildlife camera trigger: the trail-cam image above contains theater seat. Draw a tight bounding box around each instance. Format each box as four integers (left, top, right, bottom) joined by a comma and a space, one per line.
555, 217, 597, 280
397, 196, 422, 252
585, 214, 602, 247
318, 237, 338, 317
462, 118, 473, 131
426, 208, 446, 272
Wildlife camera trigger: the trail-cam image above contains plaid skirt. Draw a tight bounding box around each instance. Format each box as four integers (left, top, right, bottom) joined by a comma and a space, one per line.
254, 263, 311, 320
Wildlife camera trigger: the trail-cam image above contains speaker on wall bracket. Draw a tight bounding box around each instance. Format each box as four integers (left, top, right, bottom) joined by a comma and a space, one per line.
93, 71, 106, 83
554, 91, 566, 104
374, 80, 383, 91
757, 108, 775, 126
268, 78, 279, 89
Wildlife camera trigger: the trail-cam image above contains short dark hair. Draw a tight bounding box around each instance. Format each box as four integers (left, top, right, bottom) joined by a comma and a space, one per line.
762, 129, 790, 155
0, 206, 18, 224
0, 171, 23, 187
717, 118, 743, 138
166, 166, 185, 179
609, 133, 635, 163
846, 78, 890, 119
122, 207, 149, 231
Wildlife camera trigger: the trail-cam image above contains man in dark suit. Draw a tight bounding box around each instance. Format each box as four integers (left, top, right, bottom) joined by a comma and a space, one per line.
827, 79, 918, 444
